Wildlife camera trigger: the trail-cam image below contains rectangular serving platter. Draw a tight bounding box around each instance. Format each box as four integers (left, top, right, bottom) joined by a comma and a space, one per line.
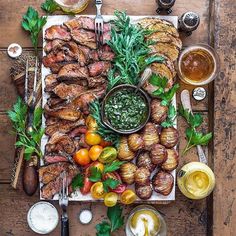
41, 15, 178, 203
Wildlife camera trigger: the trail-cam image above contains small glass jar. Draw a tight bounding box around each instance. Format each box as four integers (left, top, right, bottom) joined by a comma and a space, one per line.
125, 205, 167, 236
54, 0, 90, 14
177, 44, 220, 86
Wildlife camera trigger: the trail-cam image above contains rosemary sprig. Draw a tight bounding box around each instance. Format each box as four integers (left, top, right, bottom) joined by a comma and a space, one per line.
89, 100, 121, 148
107, 11, 164, 90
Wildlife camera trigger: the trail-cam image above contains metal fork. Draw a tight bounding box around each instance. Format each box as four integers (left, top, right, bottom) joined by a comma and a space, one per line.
95, 0, 104, 49
59, 171, 69, 236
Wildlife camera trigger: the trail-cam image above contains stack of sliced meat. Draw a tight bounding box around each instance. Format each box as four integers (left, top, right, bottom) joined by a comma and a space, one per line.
40, 16, 114, 199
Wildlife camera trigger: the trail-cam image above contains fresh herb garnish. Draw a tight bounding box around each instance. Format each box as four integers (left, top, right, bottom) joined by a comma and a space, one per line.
178, 104, 213, 154
104, 161, 125, 173
161, 104, 177, 128
107, 11, 164, 90
96, 205, 124, 236
22, 7, 47, 54
7, 97, 44, 160
41, 0, 60, 13
89, 167, 103, 182
103, 178, 120, 192
72, 173, 84, 191
89, 100, 121, 148
149, 74, 180, 106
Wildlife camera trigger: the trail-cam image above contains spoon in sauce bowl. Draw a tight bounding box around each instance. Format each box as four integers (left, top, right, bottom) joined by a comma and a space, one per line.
135, 68, 152, 93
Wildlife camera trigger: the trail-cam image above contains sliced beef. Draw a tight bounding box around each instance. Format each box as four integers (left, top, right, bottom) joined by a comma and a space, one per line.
103, 31, 111, 43
47, 97, 65, 108
48, 61, 75, 74
44, 155, 69, 164
46, 132, 75, 154
64, 16, 111, 32
44, 74, 59, 92
45, 25, 71, 41
69, 126, 87, 138
45, 118, 85, 136
87, 76, 107, 88
39, 162, 70, 184
98, 50, 115, 61
71, 29, 96, 49
57, 64, 89, 82
41, 165, 78, 199
44, 104, 82, 121
88, 61, 111, 77
53, 83, 87, 100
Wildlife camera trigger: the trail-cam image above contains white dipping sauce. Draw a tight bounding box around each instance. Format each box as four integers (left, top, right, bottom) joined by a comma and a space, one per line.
79, 209, 93, 224
27, 202, 59, 234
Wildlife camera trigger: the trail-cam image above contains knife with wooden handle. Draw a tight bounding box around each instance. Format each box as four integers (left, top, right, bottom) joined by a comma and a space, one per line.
180, 89, 208, 164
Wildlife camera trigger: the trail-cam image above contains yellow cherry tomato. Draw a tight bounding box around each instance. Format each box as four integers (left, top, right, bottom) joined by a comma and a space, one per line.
120, 189, 137, 205
85, 131, 102, 146
86, 115, 98, 131
89, 145, 103, 161
74, 148, 90, 166
104, 192, 118, 207
90, 161, 104, 173
90, 182, 105, 199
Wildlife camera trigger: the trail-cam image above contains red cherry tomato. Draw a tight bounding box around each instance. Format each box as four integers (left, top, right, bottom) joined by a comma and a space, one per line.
80, 167, 93, 195
103, 172, 126, 193
100, 139, 113, 148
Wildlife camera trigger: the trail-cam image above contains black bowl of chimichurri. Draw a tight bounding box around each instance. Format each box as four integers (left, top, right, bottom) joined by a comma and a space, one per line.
101, 84, 151, 134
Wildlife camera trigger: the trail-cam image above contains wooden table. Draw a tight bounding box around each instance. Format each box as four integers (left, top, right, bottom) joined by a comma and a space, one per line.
0, 0, 235, 235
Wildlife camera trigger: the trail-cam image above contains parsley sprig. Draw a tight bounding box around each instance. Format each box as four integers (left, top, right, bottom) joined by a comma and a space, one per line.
107, 11, 164, 90
41, 0, 60, 13
7, 97, 44, 160
89, 161, 125, 192
96, 205, 124, 236
72, 173, 84, 191
149, 74, 180, 106
22, 7, 47, 54
89, 100, 121, 148
178, 104, 213, 154
161, 104, 177, 128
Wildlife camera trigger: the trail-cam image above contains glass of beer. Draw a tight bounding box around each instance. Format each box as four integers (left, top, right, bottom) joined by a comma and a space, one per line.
54, 0, 90, 14
177, 44, 220, 85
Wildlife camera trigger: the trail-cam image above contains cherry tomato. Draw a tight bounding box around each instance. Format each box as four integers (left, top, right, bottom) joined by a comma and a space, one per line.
90, 182, 105, 199
74, 148, 90, 166
90, 161, 104, 173
112, 184, 127, 194
120, 189, 137, 205
103, 172, 126, 193
86, 115, 98, 131
85, 131, 102, 146
80, 167, 93, 195
104, 192, 118, 207
89, 145, 103, 161
100, 139, 113, 148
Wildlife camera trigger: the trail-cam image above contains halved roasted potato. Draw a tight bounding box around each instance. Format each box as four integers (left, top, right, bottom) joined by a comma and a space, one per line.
146, 31, 182, 50
149, 43, 180, 62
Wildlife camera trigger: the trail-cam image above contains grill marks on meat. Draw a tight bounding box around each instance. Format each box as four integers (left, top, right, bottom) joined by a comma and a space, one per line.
88, 61, 111, 77
53, 83, 87, 100
46, 132, 75, 154
44, 74, 59, 92
44, 155, 69, 164
45, 25, 71, 41
41, 164, 78, 199
39, 162, 70, 184
71, 29, 96, 49
45, 118, 85, 136
58, 64, 89, 82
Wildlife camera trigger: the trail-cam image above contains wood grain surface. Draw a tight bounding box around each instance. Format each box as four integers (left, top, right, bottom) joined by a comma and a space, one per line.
0, 0, 235, 235
212, 0, 236, 235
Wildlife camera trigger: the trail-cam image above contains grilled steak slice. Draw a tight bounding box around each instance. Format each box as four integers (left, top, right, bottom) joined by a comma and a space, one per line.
71, 29, 96, 49
98, 46, 115, 61
47, 97, 65, 108
44, 155, 69, 164
53, 83, 87, 100
48, 61, 76, 74
44, 104, 82, 121
45, 25, 71, 41
57, 64, 89, 82
64, 16, 111, 32
41, 164, 78, 199
39, 162, 70, 184
44, 39, 66, 53
45, 118, 85, 136
46, 132, 75, 154
44, 74, 59, 92
87, 76, 107, 88
69, 126, 87, 138
88, 61, 111, 77
103, 31, 111, 43
42, 51, 76, 71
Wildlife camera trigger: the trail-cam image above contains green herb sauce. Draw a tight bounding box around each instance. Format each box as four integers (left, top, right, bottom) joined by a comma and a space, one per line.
104, 89, 148, 130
